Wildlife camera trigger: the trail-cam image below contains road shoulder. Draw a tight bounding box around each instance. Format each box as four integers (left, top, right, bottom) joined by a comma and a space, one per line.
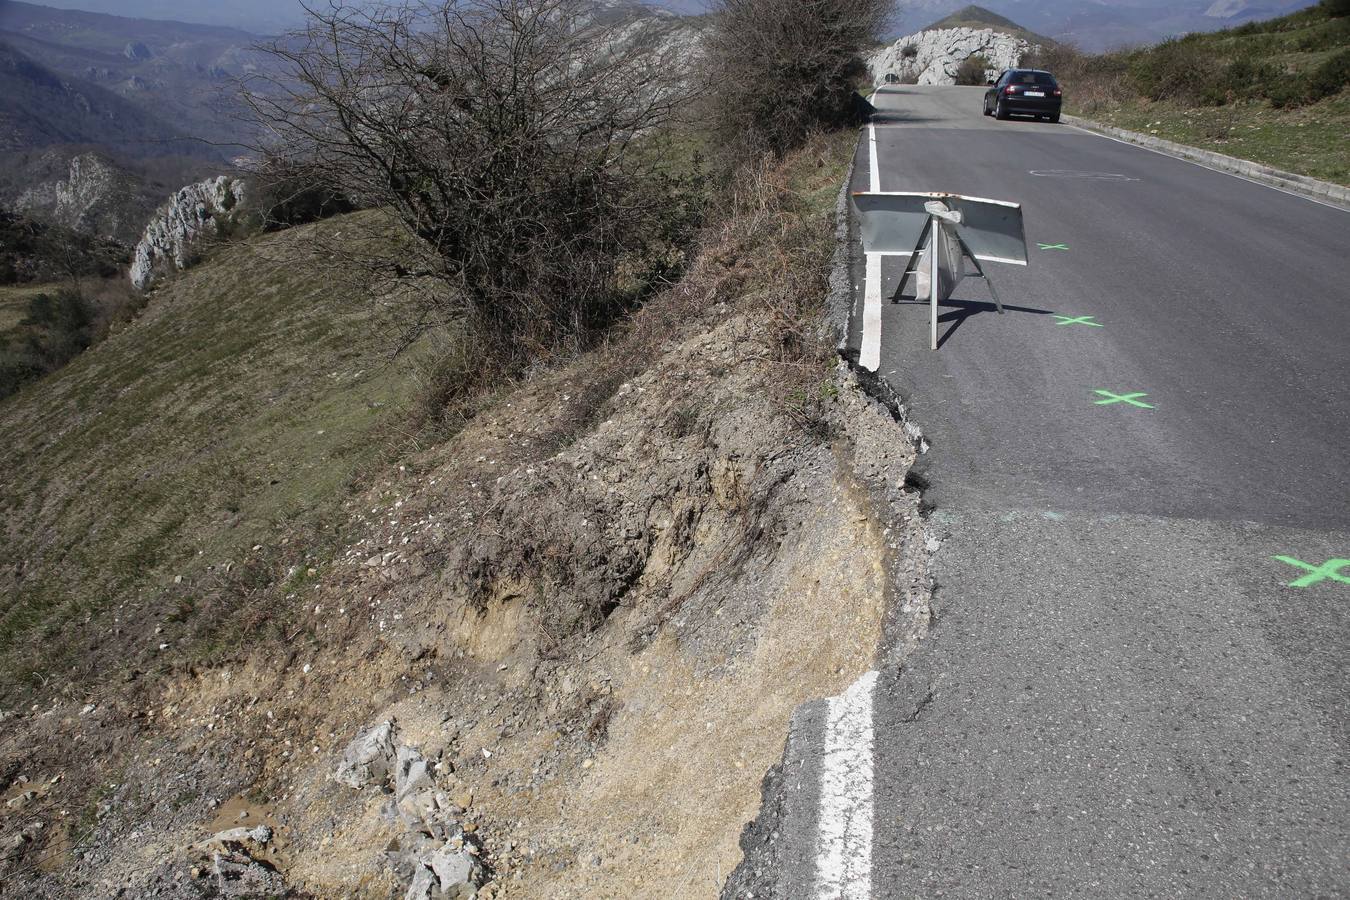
1062, 113, 1350, 210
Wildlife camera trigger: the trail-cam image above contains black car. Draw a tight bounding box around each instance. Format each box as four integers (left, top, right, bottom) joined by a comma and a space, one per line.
983, 69, 1062, 122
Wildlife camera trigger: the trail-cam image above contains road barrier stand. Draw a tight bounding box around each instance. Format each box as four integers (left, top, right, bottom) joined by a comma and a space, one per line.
852, 191, 1028, 350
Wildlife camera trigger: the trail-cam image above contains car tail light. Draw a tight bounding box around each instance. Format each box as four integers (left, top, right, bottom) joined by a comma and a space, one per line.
1053, 88, 1062, 96
1005, 85, 1017, 94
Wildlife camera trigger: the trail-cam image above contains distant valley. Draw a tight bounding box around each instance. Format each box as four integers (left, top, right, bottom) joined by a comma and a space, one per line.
0, 1, 280, 242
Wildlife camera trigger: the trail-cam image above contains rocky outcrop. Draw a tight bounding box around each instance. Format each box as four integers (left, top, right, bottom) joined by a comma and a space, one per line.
869, 27, 1037, 86
13, 152, 141, 242
130, 176, 245, 290
335, 722, 489, 900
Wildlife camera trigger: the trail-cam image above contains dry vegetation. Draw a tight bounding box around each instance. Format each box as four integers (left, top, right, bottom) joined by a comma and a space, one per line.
245, 0, 703, 372
702, 0, 893, 159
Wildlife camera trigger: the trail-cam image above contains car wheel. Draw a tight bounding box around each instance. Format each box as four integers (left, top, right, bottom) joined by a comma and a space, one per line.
1048, 112, 1061, 124
994, 98, 1009, 120
983, 98, 992, 116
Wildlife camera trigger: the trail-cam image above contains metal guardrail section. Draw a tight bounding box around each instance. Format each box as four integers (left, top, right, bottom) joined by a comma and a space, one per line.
851, 191, 1029, 265
851, 191, 1029, 350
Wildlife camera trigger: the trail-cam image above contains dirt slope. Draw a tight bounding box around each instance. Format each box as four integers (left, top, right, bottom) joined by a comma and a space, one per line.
0, 134, 929, 898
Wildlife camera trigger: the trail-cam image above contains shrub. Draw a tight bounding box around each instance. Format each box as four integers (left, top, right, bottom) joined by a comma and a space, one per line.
0, 288, 95, 399
1269, 48, 1350, 107
955, 53, 992, 85
245, 167, 356, 233
246, 0, 700, 374
1202, 56, 1280, 105
900, 43, 918, 59
701, 0, 893, 160
1129, 39, 1224, 103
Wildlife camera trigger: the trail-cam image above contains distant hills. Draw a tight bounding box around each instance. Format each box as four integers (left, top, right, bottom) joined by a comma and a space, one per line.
0, 43, 184, 152
923, 5, 1056, 45
0, 1, 274, 156
0, 2, 273, 242
15, 0, 712, 36
893, 0, 1320, 51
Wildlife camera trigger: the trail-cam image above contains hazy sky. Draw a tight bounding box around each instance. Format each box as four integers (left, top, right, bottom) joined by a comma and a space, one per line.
13, 0, 713, 35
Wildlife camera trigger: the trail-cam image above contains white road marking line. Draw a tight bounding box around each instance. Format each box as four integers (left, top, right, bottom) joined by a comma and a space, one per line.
859, 121, 883, 372
867, 123, 881, 193
814, 670, 879, 900
1064, 123, 1348, 213
861, 253, 882, 372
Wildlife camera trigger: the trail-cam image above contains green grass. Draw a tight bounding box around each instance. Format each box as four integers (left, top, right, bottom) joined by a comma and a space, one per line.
1071, 92, 1350, 185
0, 213, 427, 693
1046, 0, 1349, 184
0, 283, 62, 332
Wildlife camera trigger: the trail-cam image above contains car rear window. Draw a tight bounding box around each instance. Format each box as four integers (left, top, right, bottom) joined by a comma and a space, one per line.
1013, 72, 1057, 86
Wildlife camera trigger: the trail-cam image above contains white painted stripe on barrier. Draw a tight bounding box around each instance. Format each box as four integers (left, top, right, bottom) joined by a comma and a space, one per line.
814, 670, 879, 900
861, 253, 882, 372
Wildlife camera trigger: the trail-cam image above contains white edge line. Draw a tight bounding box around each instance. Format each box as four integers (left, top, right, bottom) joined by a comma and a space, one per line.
1064, 122, 1348, 213
860, 253, 882, 372
813, 671, 878, 900
867, 124, 881, 194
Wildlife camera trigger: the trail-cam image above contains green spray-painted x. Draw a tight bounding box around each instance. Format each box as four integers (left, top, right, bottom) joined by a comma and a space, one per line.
1053, 315, 1102, 327
1273, 556, 1350, 588
1093, 390, 1154, 408
1038, 242, 1070, 250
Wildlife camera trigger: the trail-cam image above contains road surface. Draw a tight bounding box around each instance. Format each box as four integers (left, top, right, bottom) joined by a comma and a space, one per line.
753, 85, 1349, 899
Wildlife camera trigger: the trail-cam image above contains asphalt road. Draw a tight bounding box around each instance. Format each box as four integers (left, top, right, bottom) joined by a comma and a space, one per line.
848, 86, 1349, 897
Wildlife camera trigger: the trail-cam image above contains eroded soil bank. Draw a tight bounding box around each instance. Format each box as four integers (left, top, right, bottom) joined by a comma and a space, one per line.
0, 134, 929, 899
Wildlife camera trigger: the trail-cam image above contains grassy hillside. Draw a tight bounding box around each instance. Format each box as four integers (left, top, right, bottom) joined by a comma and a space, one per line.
1034, 0, 1349, 183
0, 212, 424, 692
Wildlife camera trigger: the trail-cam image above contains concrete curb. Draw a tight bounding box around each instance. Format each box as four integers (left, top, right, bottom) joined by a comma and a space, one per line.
1062, 113, 1350, 210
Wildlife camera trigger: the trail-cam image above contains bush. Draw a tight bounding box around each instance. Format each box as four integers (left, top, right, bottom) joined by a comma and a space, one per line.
0, 288, 95, 399
247, 0, 701, 374
1201, 56, 1281, 104
1269, 48, 1350, 107
701, 0, 893, 160
1130, 39, 1224, 103
955, 53, 992, 85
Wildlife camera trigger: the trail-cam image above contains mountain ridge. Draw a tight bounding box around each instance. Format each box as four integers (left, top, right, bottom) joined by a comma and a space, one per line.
923, 4, 1056, 46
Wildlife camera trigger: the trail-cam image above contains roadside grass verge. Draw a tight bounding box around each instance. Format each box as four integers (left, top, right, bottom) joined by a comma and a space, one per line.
1067, 92, 1349, 186
1032, 0, 1349, 184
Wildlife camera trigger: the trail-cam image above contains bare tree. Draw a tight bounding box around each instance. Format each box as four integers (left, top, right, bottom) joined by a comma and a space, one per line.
702, 0, 893, 159
245, 0, 696, 367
